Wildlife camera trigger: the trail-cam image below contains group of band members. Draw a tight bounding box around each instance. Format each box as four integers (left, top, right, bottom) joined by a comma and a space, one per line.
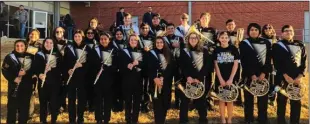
2, 11, 307, 124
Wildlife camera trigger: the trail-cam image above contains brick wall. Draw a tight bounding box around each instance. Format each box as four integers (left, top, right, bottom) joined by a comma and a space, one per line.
70, 1, 309, 40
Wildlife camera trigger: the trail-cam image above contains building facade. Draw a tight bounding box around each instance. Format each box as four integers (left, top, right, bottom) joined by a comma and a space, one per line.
70, 1, 309, 41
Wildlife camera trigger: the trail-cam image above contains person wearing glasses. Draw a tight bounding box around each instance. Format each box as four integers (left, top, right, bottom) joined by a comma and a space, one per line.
261, 24, 280, 107
175, 13, 190, 39
273, 25, 307, 124
52, 26, 69, 113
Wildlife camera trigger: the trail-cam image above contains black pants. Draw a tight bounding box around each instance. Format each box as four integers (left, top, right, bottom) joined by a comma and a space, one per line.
86, 82, 95, 111
58, 84, 67, 111
174, 67, 182, 108
67, 85, 87, 123
268, 73, 276, 101
112, 72, 123, 111
39, 84, 59, 123
123, 84, 142, 123
141, 76, 150, 110
243, 89, 268, 123
153, 96, 168, 124
95, 86, 112, 123
6, 86, 32, 124
277, 93, 301, 124
179, 92, 207, 123
0, 21, 7, 37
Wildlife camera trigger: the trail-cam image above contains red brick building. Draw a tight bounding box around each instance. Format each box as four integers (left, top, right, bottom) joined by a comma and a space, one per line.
70, 1, 309, 40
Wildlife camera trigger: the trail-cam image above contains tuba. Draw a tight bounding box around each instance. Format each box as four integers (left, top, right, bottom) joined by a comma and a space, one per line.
177, 77, 205, 99
185, 25, 214, 45
234, 28, 244, 48
210, 84, 239, 102
274, 81, 305, 100
244, 78, 269, 97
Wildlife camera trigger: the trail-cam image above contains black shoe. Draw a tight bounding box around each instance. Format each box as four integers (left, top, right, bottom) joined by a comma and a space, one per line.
77, 118, 84, 124
96, 120, 103, 124
141, 106, 149, 113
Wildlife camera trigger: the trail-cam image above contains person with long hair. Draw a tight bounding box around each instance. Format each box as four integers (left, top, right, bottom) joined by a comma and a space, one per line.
63, 29, 91, 123
2, 40, 36, 123
26, 29, 41, 55
34, 38, 61, 124
261, 24, 280, 106
178, 30, 213, 124
90, 32, 117, 124
213, 32, 239, 124
111, 29, 126, 112
148, 36, 175, 124
52, 26, 69, 113
87, 17, 102, 41
118, 34, 145, 124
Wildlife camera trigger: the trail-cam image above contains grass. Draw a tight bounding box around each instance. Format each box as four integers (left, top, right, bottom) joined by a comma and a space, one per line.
1, 73, 309, 124
1, 43, 309, 123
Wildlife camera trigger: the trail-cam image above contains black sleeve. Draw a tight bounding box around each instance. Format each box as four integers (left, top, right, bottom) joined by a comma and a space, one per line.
33, 54, 45, 76
179, 49, 190, 79
1, 55, 19, 83
272, 44, 288, 74
262, 40, 272, 74
298, 42, 307, 76
239, 41, 255, 77
232, 46, 240, 60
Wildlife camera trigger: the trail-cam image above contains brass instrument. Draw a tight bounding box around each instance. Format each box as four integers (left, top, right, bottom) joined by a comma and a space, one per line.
244, 78, 269, 97
177, 76, 205, 99
210, 84, 239, 102
41, 47, 54, 88
274, 81, 305, 100
185, 25, 214, 45
234, 28, 244, 48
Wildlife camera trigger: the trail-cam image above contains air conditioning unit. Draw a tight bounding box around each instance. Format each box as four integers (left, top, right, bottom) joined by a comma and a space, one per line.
85, 2, 90, 7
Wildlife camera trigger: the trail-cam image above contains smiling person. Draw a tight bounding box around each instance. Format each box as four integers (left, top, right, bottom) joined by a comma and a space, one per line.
34, 38, 61, 124
261, 24, 280, 107
117, 13, 140, 41
272, 25, 307, 124
178, 29, 213, 124
87, 17, 102, 41
239, 23, 272, 124
2, 40, 36, 124
118, 34, 145, 124
89, 32, 117, 124
63, 29, 91, 124
52, 26, 69, 113
175, 13, 190, 38
111, 29, 126, 112
26, 29, 41, 55
213, 32, 239, 124
148, 36, 175, 124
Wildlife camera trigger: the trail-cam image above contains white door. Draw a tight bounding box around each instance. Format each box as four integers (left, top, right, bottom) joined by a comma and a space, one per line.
33, 11, 48, 38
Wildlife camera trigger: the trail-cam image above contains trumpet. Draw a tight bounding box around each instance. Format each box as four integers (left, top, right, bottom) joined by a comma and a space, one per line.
209, 84, 239, 102
66, 45, 87, 85
244, 78, 269, 97
41, 47, 54, 88
274, 81, 305, 100
154, 69, 163, 99
177, 76, 205, 99
234, 28, 244, 48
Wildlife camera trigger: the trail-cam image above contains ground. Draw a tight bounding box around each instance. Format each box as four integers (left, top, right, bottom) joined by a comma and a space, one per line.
0, 42, 309, 124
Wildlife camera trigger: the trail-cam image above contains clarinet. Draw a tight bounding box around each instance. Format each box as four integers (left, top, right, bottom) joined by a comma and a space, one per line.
12, 57, 26, 97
